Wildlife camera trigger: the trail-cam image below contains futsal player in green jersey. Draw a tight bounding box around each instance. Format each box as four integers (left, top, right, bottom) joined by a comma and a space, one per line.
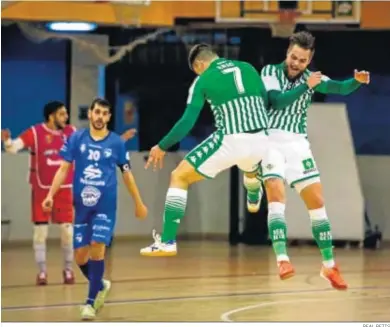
242, 31, 370, 290
140, 44, 284, 257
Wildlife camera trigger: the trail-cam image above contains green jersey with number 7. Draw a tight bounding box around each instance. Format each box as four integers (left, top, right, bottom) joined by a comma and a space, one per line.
187, 57, 269, 135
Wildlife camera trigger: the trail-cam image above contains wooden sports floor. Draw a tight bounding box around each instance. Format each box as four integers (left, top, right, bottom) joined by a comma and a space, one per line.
2, 241, 390, 322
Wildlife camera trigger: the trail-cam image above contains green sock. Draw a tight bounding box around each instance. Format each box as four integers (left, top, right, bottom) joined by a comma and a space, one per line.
243, 174, 262, 203
161, 188, 187, 243
310, 208, 334, 264
311, 219, 334, 261
268, 202, 289, 261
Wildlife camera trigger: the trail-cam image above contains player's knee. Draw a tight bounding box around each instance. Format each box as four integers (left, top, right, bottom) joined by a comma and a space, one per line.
90, 241, 106, 260
265, 177, 285, 203
60, 223, 73, 247
33, 224, 48, 245
74, 247, 89, 265
297, 179, 324, 209
171, 167, 189, 184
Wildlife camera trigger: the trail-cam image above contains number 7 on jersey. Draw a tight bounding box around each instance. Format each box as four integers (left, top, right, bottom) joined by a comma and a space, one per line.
222, 67, 246, 94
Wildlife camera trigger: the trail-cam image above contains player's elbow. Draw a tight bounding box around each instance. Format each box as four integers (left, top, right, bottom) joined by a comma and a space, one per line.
180, 118, 196, 132
59, 161, 71, 173
272, 100, 286, 110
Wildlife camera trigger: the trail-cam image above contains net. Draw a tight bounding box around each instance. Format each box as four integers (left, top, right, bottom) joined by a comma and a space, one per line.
16, 21, 170, 65
106, 0, 151, 27
269, 10, 298, 38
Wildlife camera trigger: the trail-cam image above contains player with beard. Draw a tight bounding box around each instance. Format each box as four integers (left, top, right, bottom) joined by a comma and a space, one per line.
2, 101, 76, 285
2, 101, 137, 286
42, 98, 147, 320
241, 31, 370, 289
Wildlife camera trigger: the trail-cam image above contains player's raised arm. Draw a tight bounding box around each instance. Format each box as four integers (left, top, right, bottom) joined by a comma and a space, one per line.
314, 70, 370, 95
262, 65, 312, 110
117, 140, 148, 219
1, 127, 33, 154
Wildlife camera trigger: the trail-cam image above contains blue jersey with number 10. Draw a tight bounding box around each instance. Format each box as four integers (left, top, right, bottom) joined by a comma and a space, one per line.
60, 128, 130, 209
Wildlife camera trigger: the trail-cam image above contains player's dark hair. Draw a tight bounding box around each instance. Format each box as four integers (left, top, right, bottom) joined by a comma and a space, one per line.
188, 43, 217, 70
89, 97, 111, 111
289, 31, 315, 51
43, 101, 65, 121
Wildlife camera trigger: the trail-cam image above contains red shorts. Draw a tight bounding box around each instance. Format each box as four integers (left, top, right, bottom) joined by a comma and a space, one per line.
31, 187, 74, 224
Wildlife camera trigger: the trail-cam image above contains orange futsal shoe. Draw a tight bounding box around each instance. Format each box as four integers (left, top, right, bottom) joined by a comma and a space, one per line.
320, 264, 348, 290
278, 261, 295, 280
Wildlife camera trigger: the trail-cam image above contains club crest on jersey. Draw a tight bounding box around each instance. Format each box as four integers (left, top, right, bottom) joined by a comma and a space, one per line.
80, 144, 86, 153
104, 148, 112, 158
45, 134, 53, 144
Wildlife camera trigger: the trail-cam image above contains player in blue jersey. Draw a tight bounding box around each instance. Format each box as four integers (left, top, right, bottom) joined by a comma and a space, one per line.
42, 98, 148, 320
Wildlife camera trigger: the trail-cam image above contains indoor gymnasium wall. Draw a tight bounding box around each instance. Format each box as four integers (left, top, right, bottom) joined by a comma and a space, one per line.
70, 34, 109, 129
2, 104, 390, 242
356, 156, 390, 242
284, 103, 365, 241
1, 152, 231, 242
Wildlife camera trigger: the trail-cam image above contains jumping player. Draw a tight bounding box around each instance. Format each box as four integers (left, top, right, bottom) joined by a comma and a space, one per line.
140, 44, 284, 256
42, 98, 147, 320
242, 31, 370, 289
2, 102, 138, 286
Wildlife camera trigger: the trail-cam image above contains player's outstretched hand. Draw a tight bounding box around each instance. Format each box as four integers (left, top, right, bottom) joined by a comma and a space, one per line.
121, 128, 137, 141
354, 70, 370, 84
145, 145, 166, 171
135, 202, 148, 219
306, 72, 322, 89
42, 195, 54, 212
1, 129, 11, 142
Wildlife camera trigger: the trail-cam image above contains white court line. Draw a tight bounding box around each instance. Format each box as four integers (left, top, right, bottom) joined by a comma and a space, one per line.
1, 287, 340, 312
3, 286, 388, 313
220, 294, 390, 322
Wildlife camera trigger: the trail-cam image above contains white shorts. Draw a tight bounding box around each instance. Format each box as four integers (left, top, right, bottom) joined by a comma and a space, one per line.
262, 129, 320, 188
185, 130, 279, 179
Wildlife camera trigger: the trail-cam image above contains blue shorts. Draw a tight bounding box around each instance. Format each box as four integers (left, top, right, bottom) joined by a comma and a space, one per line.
73, 206, 116, 249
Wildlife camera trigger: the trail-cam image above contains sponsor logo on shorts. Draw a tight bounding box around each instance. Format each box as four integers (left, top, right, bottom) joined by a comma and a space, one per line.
95, 213, 112, 223
93, 233, 106, 239
266, 164, 274, 170
302, 158, 317, 174
81, 186, 101, 207
75, 233, 83, 243
92, 225, 111, 232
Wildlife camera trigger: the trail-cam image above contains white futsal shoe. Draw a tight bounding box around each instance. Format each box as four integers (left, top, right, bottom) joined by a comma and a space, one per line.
94, 279, 111, 312
80, 304, 96, 320
140, 229, 177, 257
247, 186, 264, 213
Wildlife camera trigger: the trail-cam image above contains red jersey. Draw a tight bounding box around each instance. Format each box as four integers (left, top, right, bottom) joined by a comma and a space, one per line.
20, 123, 76, 189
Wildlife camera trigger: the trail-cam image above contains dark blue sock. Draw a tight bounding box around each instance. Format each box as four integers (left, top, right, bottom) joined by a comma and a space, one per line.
78, 261, 104, 290
86, 259, 105, 306
78, 262, 89, 280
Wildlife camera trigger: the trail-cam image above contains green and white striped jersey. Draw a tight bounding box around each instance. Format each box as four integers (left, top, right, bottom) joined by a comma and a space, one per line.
262, 63, 327, 135
188, 58, 269, 135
